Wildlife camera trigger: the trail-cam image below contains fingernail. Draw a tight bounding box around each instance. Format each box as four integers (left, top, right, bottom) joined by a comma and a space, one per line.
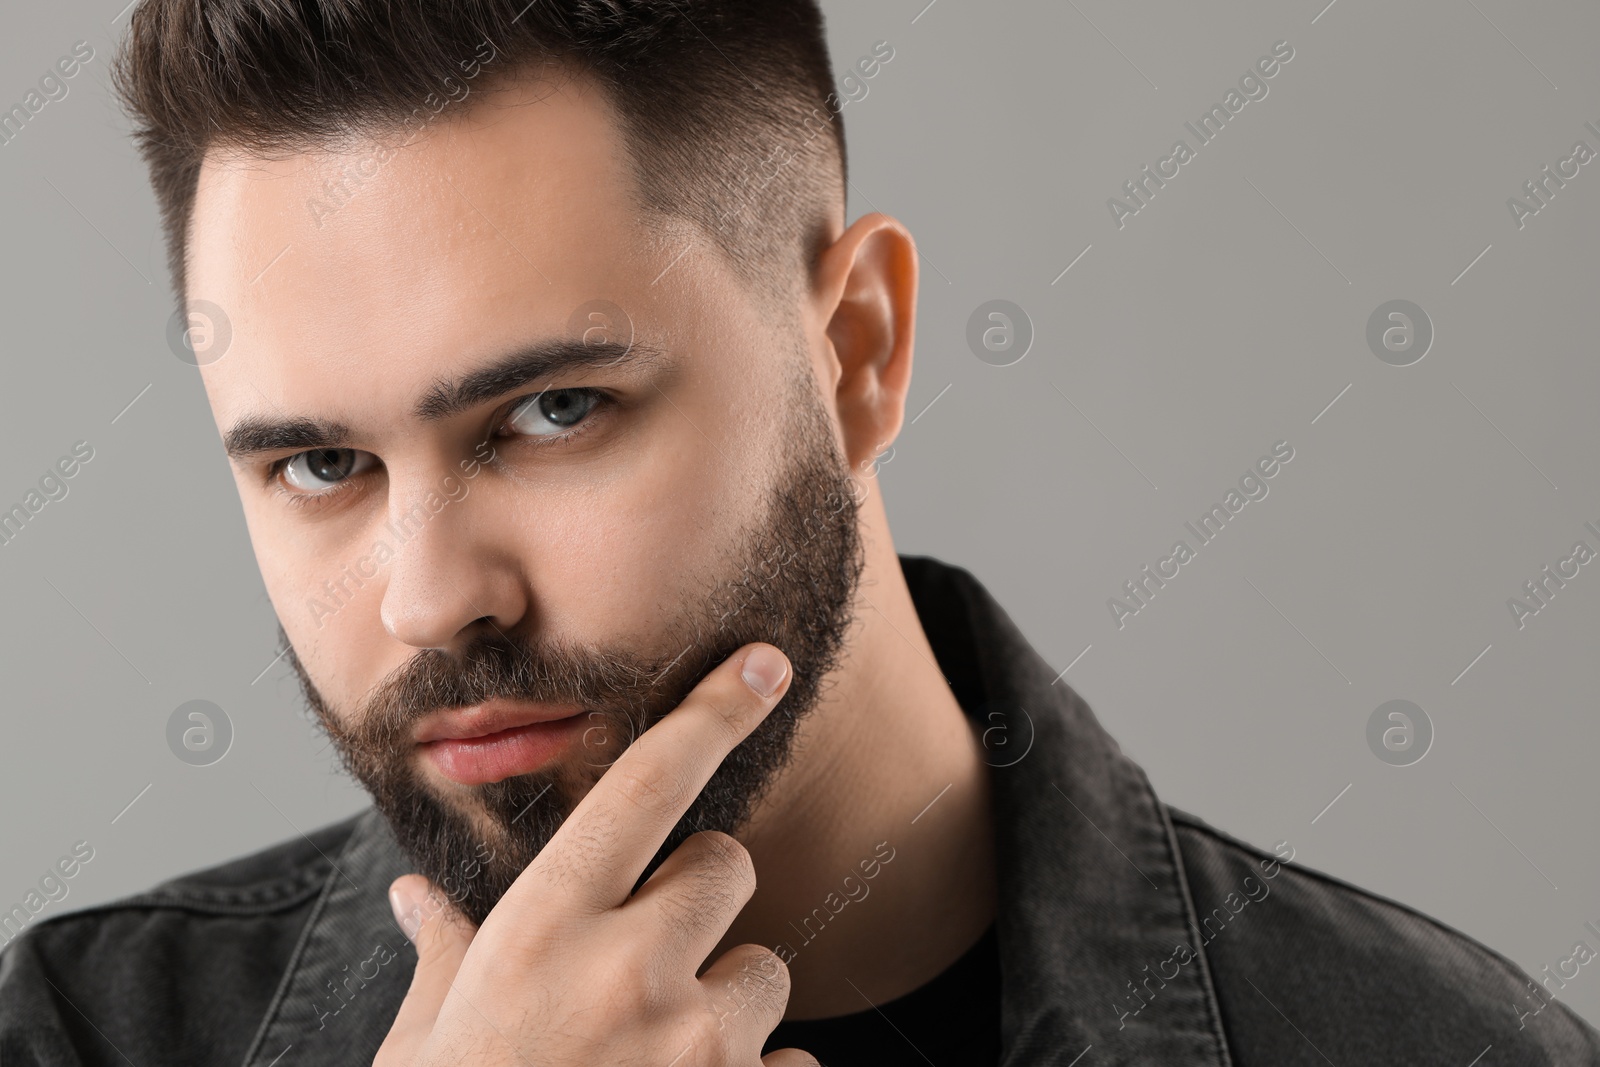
389, 881, 424, 941
741, 645, 789, 697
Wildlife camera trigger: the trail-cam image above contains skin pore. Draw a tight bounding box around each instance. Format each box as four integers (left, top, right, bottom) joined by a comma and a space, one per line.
186, 67, 996, 1020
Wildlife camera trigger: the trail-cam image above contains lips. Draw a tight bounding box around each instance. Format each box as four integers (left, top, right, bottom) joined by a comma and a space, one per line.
416, 699, 589, 786
413, 699, 584, 744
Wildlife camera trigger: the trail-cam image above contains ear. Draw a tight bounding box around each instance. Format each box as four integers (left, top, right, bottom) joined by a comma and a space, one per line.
810, 212, 918, 475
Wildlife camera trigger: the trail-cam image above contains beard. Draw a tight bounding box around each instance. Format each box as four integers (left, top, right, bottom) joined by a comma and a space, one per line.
283, 361, 866, 926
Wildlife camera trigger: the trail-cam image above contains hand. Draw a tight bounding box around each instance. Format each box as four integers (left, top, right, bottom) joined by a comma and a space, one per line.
373, 642, 819, 1067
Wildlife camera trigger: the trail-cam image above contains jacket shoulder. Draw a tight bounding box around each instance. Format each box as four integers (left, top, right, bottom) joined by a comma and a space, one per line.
113, 809, 358, 913
1167, 807, 1600, 1065
0, 812, 366, 1066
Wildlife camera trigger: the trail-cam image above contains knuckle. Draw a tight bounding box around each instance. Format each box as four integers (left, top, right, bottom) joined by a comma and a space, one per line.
695, 831, 756, 891
654, 876, 719, 934
470, 943, 523, 990
596, 951, 674, 1019
655, 833, 753, 926
756, 952, 792, 1008
753, 947, 791, 993
531, 822, 613, 902
694, 828, 750, 867
683, 1007, 736, 1058
723, 945, 791, 1013
701, 684, 758, 741
610, 752, 690, 818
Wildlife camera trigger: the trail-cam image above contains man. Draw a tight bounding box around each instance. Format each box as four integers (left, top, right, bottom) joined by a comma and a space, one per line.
0, 1, 1594, 1064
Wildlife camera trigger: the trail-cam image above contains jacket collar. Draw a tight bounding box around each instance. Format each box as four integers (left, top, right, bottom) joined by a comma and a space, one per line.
901, 555, 1234, 1065
240, 554, 1232, 1066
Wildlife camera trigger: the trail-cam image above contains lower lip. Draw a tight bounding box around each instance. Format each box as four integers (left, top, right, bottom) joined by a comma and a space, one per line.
423, 715, 587, 785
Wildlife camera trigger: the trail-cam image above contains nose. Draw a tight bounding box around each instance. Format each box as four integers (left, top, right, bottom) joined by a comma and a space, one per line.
378, 472, 528, 649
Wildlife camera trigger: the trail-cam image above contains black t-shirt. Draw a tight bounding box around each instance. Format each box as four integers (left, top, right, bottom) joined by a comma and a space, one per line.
760, 922, 1001, 1065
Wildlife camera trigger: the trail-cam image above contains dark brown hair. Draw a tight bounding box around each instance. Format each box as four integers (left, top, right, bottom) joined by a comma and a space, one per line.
110, 0, 848, 303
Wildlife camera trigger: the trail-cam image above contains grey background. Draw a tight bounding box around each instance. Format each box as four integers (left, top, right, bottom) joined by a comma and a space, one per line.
3, 0, 1598, 1025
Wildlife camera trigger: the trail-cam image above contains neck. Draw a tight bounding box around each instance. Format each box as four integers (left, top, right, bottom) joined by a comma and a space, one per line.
713, 516, 998, 1020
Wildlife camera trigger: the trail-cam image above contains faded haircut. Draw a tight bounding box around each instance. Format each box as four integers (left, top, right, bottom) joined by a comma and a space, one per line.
110, 0, 848, 307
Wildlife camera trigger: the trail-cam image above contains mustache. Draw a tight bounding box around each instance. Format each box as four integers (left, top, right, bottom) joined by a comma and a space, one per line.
328, 625, 717, 749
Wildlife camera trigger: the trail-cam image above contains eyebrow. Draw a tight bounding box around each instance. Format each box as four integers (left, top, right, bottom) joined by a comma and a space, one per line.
222, 337, 665, 461
415, 337, 666, 421
223, 415, 354, 462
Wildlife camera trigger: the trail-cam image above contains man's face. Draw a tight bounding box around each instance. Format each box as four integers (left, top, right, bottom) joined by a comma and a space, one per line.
187, 70, 865, 924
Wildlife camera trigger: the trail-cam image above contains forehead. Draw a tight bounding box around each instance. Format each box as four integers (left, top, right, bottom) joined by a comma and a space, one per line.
185, 70, 688, 420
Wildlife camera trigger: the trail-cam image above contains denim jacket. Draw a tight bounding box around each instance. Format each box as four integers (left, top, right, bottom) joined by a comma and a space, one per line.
3, 554, 1596, 1065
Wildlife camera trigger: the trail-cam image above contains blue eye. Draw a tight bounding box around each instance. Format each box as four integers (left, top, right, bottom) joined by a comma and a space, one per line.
505, 389, 601, 437
281, 448, 376, 491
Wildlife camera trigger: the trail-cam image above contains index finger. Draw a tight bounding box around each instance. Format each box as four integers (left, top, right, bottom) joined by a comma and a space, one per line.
496, 641, 791, 916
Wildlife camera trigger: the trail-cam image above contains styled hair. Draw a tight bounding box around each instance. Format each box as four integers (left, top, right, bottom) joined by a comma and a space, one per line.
110, 0, 848, 303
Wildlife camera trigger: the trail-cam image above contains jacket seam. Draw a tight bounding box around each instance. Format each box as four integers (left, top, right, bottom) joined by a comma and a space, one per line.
90, 875, 327, 916
236, 819, 369, 1067
1151, 792, 1238, 1066
1168, 808, 1515, 951
1164, 808, 1600, 1038
6, 871, 329, 940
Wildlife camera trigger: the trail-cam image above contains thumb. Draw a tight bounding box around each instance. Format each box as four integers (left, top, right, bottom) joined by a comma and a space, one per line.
379, 875, 476, 1053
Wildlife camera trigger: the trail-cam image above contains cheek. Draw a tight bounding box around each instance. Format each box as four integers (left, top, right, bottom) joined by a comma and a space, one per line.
236, 486, 390, 709
235, 489, 302, 628
527, 428, 752, 645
